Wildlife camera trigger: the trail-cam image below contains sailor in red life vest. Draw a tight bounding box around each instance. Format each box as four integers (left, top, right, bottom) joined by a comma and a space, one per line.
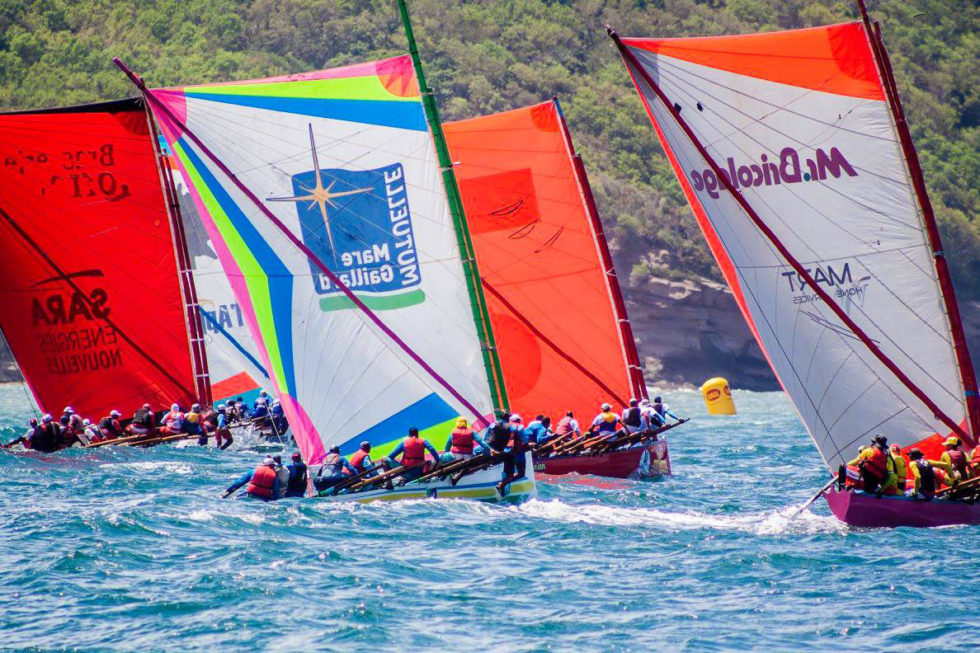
936, 436, 970, 483
857, 435, 897, 495
443, 418, 491, 461
387, 427, 441, 482
222, 455, 280, 500
161, 403, 186, 435
343, 441, 377, 477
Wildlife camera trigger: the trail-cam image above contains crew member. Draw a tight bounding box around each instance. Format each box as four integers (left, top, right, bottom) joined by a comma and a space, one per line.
622, 399, 644, 434
590, 403, 622, 435
223, 456, 279, 500
129, 403, 155, 435
81, 419, 105, 445
387, 427, 440, 482
213, 405, 234, 450
99, 410, 124, 440
935, 436, 969, 484
444, 418, 489, 461
315, 446, 358, 491
650, 397, 679, 427
285, 452, 308, 497
342, 441, 377, 478
496, 415, 531, 496
549, 411, 580, 445
3, 418, 38, 449
161, 403, 185, 435
32, 414, 63, 453
61, 406, 84, 434
855, 435, 895, 495
184, 403, 205, 438
889, 444, 908, 491
272, 455, 291, 499
270, 399, 287, 433
484, 412, 512, 453
905, 448, 936, 500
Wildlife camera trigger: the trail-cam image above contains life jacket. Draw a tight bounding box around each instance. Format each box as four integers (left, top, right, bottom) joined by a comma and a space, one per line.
594, 411, 619, 434
450, 428, 475, 455
347, 449, 370, 474
246, 464, 277, 499
891, 454, 907, 482
554, 416, 575, 437
163, 411, 184, 431
863, 447, 889, 480
99, 416, 120, 436
401, 436, 426, 467
653, 403, 667, 417
133, 408, 153, 427
201, 410, 217, 428
84, 425, 104, 442
323, 452, 344, 476
33, 422, 62, 452
287, 463, 308, 493
914, 458, 936, 496
185, 411, 201, 424
623, 407, 642, 428
487, 421, 511, 451
947, 449, 968, 478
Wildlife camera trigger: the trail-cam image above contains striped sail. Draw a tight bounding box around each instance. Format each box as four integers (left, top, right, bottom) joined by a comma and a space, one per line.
148, 57, 494, 464
616, 23, 974, 468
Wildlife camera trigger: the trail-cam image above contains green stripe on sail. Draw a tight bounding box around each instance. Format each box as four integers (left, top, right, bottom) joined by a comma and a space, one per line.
366, 416, 459, 461
174, 142, 290, 392
185, 76, 418, 102
319, 289, 425, 312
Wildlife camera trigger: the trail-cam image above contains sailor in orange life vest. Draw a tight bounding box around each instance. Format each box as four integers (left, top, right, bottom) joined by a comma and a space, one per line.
223, 455, 280, 500
343, 441, 378, 478
387, 427, 441, 482
969, 443, 980, 478
444, 418, 491, 461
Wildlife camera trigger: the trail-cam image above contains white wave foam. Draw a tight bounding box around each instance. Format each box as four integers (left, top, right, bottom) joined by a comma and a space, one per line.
518, 499, 843, 535
187, 509, 213, 522
102, 461, 192, 475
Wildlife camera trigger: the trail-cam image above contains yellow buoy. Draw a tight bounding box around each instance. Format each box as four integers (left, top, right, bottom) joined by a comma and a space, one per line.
700, 377, 736, 415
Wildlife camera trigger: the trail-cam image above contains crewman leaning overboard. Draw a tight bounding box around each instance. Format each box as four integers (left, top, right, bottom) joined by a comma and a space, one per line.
904, 448, 937, 500
387, 427, 440, 482
934, 436, 969, 484
223, 455, 279, 500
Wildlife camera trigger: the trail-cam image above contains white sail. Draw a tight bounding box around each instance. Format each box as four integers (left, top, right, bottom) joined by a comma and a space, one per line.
616, 23, 971, 467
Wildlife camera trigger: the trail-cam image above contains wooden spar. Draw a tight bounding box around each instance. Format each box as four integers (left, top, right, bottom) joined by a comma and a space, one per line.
397, 0, 509, 416
606, 26, 973, 445
112, 57, 489, 425
554, 97, 648, 402
855, 0, 980, 441
143, 101, 212, 407
0, 205, 196, 402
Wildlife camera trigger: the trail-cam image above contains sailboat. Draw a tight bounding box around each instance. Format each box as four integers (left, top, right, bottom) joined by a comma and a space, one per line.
113, 22, 535, 501
444, 100, 677, 479
612, 3, 979, 526
0, 99, 212, 441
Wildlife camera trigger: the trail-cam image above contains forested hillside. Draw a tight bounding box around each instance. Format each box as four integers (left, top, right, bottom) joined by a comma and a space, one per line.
1, 0, 977, 386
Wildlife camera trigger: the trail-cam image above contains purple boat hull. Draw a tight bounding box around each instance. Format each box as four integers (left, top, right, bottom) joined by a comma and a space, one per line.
824, 488, 980, 528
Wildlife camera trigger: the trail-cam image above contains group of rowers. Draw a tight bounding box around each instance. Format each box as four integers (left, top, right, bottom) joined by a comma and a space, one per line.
843, 434, 980, 500
224, 396, 682, 500
2, 390, 287, 453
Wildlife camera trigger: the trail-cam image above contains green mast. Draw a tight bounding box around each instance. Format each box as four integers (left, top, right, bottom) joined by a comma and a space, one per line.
397, 0, 509, 414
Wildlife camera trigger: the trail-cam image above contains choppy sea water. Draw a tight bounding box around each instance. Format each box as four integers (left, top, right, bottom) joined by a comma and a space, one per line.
1, 384, 976, 650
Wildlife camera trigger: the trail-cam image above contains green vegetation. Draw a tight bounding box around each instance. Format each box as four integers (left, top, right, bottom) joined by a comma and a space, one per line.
1, 0, 977, 298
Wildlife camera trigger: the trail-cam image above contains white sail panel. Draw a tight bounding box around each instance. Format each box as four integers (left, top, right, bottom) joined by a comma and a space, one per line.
618, 23, 969, 468
149, 57, 494, 464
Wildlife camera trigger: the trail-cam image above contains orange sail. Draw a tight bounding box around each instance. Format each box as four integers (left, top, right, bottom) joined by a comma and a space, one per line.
0, 100, 201, 419
445, 100, 644, 424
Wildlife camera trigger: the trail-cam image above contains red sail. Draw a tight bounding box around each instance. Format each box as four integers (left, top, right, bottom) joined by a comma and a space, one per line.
445, 101, 641, 424
0, 100, 198, 420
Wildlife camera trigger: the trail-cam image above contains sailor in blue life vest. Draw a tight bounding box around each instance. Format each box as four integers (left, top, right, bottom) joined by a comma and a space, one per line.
621, 399, 647, 434
496, 415, 531, 496
253, 389, 270, 413
251, 398, 270, 427
2, 417, 38, 449
904, 448, 937, 500
523, 415, 551, 446
649, 396, 679, 427
270, 399, 287, 433
223, 455, 280, 500
314, 446, 359, 491
483, 411, 513, 454
284, 452, 308, 497
444, 418, 491, 461
388, 427, 441, 482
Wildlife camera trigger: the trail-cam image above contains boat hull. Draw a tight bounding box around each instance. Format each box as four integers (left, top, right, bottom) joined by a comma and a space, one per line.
824, 488, 980, 528
315, 453, 536, 504
534, 438, 670, 479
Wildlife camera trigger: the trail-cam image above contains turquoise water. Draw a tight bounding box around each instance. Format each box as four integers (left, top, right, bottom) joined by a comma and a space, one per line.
1, 384, 976, 650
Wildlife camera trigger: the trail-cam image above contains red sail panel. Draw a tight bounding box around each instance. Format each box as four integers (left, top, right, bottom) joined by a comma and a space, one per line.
445, 101, 637, 423
0, 101, 198, 420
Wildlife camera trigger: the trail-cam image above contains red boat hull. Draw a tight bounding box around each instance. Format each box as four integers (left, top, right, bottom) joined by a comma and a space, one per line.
824, 488, 980, 528
534, 439, 670, 479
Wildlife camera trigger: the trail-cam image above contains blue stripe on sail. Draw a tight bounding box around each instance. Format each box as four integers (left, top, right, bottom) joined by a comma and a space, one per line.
179, 140, 298, 397
339, 393, 458, 454
197, 306, 269, 380
184, 94, 427, 131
